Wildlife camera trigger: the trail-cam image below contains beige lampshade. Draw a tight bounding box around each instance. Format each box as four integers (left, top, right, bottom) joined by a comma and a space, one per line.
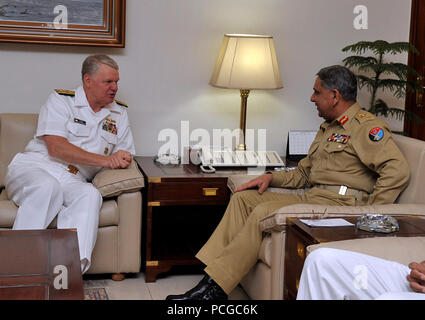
210, 34, 283, 90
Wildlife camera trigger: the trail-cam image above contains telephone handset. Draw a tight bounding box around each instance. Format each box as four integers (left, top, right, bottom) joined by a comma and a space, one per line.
197, 147, 285, 173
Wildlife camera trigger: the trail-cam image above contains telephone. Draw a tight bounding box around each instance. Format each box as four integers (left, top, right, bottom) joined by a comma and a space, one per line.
197, 147, 285, 173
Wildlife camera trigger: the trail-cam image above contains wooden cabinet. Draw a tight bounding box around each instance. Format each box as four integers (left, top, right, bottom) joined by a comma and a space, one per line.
135, 157, 250, 282
284, 223, 314, 300
0, 229, 84, 300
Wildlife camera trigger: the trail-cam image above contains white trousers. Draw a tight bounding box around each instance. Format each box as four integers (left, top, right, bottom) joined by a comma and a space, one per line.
297, 248, 425, 300
4, 153, 102, 274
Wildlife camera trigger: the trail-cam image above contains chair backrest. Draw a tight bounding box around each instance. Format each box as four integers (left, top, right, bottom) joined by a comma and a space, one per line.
393, 134, 425, 204
0, 114, 38, 187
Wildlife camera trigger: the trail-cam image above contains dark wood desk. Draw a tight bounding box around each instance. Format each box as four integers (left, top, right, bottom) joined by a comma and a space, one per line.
284, 216, 425, 300
135, 156, 280, 282
0, 229, 84, 300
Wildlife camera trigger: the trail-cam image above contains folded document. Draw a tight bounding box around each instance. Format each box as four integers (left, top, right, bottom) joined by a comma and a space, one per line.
300, 218, 354, 227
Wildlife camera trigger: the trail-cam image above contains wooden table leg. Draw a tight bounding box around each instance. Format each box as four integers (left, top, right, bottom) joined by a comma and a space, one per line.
145, 264, 172, 283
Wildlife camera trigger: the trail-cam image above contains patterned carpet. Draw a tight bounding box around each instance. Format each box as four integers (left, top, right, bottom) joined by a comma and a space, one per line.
84, 288, 109, 300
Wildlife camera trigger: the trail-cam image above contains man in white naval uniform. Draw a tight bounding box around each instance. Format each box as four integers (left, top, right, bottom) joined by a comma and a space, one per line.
297, 248, 425, 300
4, 54, 135, 273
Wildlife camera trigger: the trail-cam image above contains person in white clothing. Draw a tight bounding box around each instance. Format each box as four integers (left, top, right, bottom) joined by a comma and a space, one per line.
296, 248, 425, 300
4, 54, 135, 274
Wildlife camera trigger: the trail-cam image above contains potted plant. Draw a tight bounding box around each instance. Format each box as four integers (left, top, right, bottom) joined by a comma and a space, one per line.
342, 40, 423, 126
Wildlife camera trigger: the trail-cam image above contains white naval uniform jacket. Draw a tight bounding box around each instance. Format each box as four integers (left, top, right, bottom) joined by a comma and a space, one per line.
23, 86, 136, 181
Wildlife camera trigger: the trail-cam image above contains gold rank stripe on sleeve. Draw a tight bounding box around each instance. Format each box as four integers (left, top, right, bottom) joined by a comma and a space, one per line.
55, 89, 75, 96
115, 99, 128, 108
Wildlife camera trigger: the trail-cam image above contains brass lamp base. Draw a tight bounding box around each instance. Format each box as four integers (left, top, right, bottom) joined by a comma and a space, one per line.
237, 89, 250, 151
236, 143, 247, 151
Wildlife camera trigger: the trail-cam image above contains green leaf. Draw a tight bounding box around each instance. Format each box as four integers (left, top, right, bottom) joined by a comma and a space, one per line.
343, 56, 378, 69
373, 100, 404, 120
342, 40, 422, 125
374, 63, 408, 80
342, 40, 419, 56
388, 42, 420, 55
372, 99, 424, 124
356, 75, 375, 92
342, 41, 380, 55
375, 79, 407, 98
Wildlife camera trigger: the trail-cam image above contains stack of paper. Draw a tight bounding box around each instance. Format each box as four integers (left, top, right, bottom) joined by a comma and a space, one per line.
299, 218, 354, 227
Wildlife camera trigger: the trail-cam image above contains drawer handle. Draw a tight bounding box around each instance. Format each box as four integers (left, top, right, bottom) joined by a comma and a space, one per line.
297, 243, 305, 259
203, 188, 219, 196
146, 260, 159, 267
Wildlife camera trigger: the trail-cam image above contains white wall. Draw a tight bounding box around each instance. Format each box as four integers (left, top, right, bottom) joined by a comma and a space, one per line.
0, 0, 412, 156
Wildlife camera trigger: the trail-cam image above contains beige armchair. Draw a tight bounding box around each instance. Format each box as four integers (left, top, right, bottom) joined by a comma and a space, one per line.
227, 134, 425, 299
0, 114, 144, 279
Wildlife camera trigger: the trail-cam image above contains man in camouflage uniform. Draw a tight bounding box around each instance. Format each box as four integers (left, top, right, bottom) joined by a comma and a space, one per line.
166, 65, 410, 300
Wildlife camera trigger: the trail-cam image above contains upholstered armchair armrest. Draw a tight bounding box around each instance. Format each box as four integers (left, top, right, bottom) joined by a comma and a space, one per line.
92, 159, 145, 199
116, 191, 142, 272
306, 236, 425, 266
227, 174, 261, 193
259, 203, 425, 233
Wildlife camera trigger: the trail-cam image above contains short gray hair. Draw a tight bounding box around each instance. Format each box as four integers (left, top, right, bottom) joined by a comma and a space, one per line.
81, 54, 119, 80
316, 65, 357, 102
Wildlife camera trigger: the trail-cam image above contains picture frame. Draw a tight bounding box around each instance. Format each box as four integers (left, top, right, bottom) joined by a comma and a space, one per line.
0, 0, 126, 47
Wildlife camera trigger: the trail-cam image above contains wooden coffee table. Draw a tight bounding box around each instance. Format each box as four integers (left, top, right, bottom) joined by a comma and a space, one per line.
284, 216, 425, 299
0, 229, 84, 300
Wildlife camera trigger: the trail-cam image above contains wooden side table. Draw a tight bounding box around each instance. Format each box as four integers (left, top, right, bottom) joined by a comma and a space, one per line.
135, 156, 256, 282
284, 216, 425, 300
0, 229, 84, 300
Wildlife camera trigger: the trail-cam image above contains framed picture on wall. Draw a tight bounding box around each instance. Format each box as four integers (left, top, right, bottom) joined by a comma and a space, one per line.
0, 0, 126, 47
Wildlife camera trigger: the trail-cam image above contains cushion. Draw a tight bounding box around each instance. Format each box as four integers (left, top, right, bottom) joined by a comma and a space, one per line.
393, 134, 425, 204
227, 174, 261, 193
258, 234, 272, 267
92, 160, 145, 198
0, 200, 19, 228
0, 199, 119, 228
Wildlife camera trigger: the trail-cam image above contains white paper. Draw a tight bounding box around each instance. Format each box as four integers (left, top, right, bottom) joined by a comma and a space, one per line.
288, 130, 316, 155
299, 218, 355, 227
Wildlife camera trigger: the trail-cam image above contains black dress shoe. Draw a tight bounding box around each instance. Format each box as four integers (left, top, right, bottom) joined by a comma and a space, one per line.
165, 274, 228, 300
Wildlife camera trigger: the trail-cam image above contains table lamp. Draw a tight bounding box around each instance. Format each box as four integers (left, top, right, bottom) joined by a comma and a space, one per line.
209, 34, 283, 151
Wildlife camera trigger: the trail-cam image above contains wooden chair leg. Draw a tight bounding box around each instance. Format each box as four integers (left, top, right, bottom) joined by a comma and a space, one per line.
112, 273, 125, 281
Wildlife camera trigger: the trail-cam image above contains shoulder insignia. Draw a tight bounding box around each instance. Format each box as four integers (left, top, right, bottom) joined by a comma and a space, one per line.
55, 89, 75, 96
355, 110, 374, 122
369, 127, 384, 142
338, 115, 349, 125
115, 99, 128, 108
